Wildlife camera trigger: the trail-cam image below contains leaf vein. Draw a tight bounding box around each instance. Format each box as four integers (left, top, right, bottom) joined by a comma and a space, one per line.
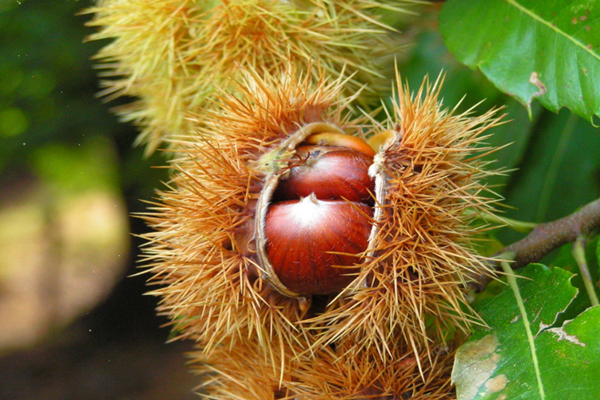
501, 261, 546, 400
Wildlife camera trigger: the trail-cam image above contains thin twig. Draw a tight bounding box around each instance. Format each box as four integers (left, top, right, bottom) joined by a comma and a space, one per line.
471, 198, 600, 291
572, 235, 599, 306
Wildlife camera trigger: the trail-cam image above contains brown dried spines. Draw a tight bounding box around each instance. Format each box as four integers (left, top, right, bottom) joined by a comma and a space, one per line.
193, 336, 455, 400
142, 67, 504, 397
307, 75, 504, 366
141, 67, 365, 361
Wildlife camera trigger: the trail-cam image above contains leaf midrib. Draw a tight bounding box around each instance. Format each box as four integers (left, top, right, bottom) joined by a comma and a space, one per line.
501, 261, 546, 400
506, 0, 600, 62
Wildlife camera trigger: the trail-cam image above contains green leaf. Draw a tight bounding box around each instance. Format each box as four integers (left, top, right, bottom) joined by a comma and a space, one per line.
496, 109, 600, 246
453, 264, 600, 400
439, 0, 600, 122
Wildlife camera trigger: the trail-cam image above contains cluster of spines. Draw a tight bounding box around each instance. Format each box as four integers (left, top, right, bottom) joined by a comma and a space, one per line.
86, 0, 414, 154
91, 1, 507, 397
139, 66, 503, 398
192, 335, 455, 399
308, 75, 504, 366
141, 68, 360, 363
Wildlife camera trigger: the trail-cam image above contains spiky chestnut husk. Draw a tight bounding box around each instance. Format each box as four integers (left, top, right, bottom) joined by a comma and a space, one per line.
192, 335, 455, 400
304, 75, 505, 365
141, 65, 504, 369
86, 0, 416, 154
287, 345, 456, 399
251, 73, 505, 364
140, 67, 366, 359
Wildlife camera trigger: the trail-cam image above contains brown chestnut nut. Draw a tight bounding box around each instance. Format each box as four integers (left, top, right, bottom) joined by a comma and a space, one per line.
264, 194, 373, 295
254, 124, 378, 297
274, 145, 375, 203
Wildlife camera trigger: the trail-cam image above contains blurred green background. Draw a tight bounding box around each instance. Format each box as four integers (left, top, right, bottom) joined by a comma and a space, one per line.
0, 1, 599, 399
0, 1, 197, 399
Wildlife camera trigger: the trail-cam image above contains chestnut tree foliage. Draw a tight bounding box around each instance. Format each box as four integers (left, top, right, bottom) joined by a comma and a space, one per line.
435, 0, 600, 398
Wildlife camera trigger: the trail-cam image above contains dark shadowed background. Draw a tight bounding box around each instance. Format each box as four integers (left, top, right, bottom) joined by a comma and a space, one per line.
0, 1, 197, 399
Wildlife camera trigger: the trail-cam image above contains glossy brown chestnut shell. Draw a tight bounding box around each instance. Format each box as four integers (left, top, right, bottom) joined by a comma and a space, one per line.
254, 122, 378, 297
273, 145, 375, 203
265, 196, 372, 295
